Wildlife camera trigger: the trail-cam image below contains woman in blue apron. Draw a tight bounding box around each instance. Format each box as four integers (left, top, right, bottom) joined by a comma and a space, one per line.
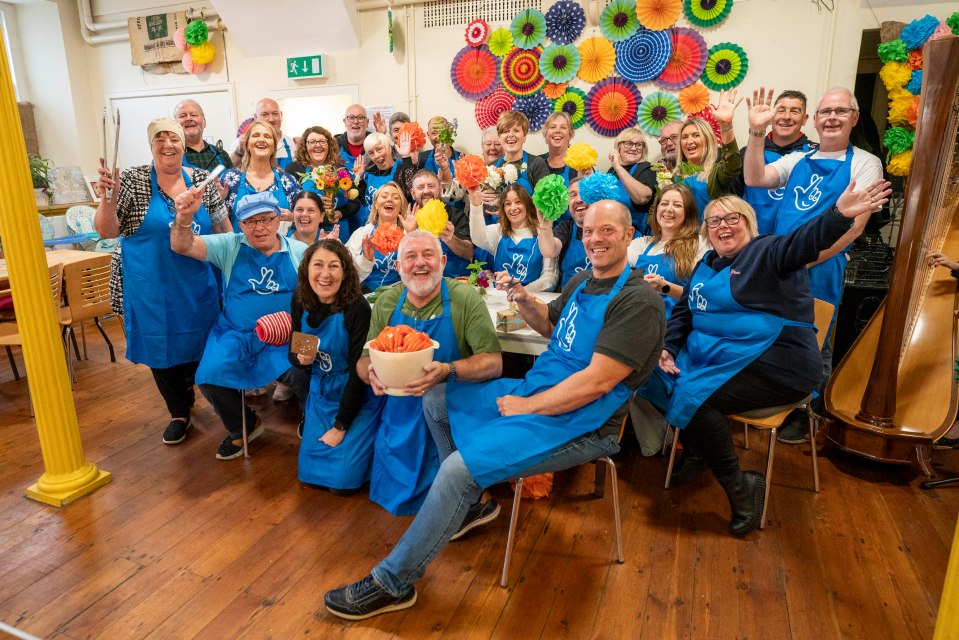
494, 111, 549, 197
292, 240, 384, 492
287, 126, 361, 237
284, 191, 340, 244
608, 128, 657, 236
467, 184, 557, 292
353, 132, 413, 235
346, 182, 417, 291
369, 279, 462, 516
539, 112, 578, 223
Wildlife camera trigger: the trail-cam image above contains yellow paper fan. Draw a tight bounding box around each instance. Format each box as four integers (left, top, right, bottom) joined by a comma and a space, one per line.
678, 82, 710, 114
577, 37, 616, 84
635, 0, 682, 31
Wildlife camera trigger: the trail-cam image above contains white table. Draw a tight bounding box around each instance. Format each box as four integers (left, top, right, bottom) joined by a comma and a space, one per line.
484, 288, 560, 356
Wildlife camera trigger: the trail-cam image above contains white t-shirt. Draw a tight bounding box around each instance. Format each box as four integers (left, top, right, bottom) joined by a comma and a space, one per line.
768, 146, 883, 193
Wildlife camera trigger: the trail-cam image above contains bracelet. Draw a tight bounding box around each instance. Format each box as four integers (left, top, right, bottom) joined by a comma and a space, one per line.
720, 125, 733, 133
748, 129, 766, 138
174, 216, 193, 229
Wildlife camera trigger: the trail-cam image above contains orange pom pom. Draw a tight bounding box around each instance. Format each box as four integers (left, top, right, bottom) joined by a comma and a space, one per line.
453, 153, 489, 189
511, 472, 553, 500
906, 95, 920, 127
908, 49, 923, 70
399, 122, 427, 151
371, 224, 404, 254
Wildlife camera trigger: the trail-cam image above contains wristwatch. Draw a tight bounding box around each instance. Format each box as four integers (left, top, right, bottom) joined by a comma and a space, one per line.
333, 420, 346, 432
661, 283, 671, 294
447, 361, 458, 382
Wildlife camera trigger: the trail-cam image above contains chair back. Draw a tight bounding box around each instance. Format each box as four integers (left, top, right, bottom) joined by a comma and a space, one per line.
37, 214, 55, 240
812, 299, 835, 350
65, 205, 118, 253
62, 255, 111, 324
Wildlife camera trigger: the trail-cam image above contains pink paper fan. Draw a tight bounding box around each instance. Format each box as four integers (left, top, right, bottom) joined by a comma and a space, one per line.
475, 86, 515, 129
466, 18, 490, 47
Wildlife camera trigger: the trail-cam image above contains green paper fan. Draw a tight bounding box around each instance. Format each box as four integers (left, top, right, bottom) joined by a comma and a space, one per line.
702, 42, 748, 91
511, 8, 547, 49
488, 27, 514, 57
552, 87, 588, 129
600, 0, 639, 43
539, 44, 580, 84
684, 0, 733, 28
637, 91, 682, 136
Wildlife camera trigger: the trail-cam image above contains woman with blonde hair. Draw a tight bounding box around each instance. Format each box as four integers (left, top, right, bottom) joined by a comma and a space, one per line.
608, 127, 658, 235
539, 111, 577, 187
346, 181, 417, 290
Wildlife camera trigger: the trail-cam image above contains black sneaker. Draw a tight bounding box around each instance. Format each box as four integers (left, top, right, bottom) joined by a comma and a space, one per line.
215, 417, 264, 460
324, 574, 416, 620
450, 499, 501, 541
162, 419, 191, 445
776, 419, 810, 445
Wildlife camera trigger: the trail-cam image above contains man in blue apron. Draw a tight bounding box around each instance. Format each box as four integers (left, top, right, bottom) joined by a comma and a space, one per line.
228, 98, 296, 169
335, 104, 373, 167
657, 120, 682, 171
175, 99, 233, 172
325, 201, 664, 620
171, 191, 308, 459
410, 170, 473, 278
743, 86, 883, 444
359, 231, 503, 517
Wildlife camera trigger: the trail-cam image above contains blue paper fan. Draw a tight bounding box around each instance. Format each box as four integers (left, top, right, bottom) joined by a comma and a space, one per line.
545, 0, 586, 45
514, 93, 553, 131
614, 28, 673, 83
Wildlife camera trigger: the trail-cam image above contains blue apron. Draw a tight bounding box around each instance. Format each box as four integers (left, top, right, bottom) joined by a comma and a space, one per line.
363, 225, 401, 289
494, 235, 544, 286
422, 148, 459, 176
614, 164, 652, 235
560, 226, 590, 289
297, 310, 384, 490
276, 138, 293, 170
232, 169, 291, 229
442, 242, 471, 278
642, 258, 814, 429
496, 151, 534, 195
286, 226, 321, 244
194, 241, 299, 389
122, 167, 219, 368
632, 242, 682, 318
361, 162, 400, 224
682, 176, 710, 223
744, 146, 808, 235
369, 280, 462, 515
773, 144, 854, 310
447, 267, 634, 487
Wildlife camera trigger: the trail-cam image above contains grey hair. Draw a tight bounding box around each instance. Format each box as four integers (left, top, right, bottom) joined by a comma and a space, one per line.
173, 99, 203, 117
481, 126, 499, 143
389, 111, 411, 127
818, 87, 859, 112
363, 132, 393, 154
397, 229, 442, 258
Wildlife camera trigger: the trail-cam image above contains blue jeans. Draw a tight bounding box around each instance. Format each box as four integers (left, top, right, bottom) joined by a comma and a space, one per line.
371, 384, 621, 596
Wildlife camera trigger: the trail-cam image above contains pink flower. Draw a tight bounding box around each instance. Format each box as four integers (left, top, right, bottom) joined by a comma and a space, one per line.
476, 271, 490, 288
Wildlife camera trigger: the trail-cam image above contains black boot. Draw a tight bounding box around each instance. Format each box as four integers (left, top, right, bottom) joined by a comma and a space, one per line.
716, 470, 766, 537
670, 449, 708, 485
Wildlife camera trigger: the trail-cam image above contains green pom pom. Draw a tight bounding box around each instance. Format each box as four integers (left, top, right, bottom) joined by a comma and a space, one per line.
877, 39, 908, 64
948, 12, 959, 35
883, 127, 914, 156
184, 20, 208, 47
532, 174, 569, 221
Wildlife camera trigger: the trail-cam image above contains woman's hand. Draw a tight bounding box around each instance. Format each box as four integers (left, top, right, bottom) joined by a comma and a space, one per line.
711, 88, 743, 126
928, 251, 959, 272
353, 156, 366, 183
96, 159, 119, 205
361, 235, 375, 261
480, 188, 499, 205
644, 272, 672, 294
495, 271, 529, 303
659, 350, 680, 375
745, 86, 776, 133
835, 179, 892, 219
400, 206, 419, 233
321, 194, 334, 212
608, 150, 622, 170
397, 132, 412, 158
297, 352, 316, 366
467, 185, 483, 207
319, 224, 340, 241
319, 426, 346, 447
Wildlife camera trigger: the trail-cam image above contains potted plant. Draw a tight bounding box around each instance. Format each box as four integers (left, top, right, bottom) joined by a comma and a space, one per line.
29, 154, 53, 205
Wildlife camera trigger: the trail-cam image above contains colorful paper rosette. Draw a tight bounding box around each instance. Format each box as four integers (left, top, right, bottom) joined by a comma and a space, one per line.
585, 78, 642, 137
532, 174, 570, 221
488, 27, 514, 57
465, 18, 489, 47
514, 93, 553, 131
453, 154, 489, 189
543, 82, 568, 99
539, 44, 580, 84
500, 46, 546, 97
683, 0, 733, 27
578, 37, 617, 83
702, 42, 748, 91
656, 27, 707, 90
475, 86, 516, 129
635, 0, 682, 31
565, 142, 598, 171
552, 87, 588, 129
545, 0, 586, 45
678, 82, 710, 114
615, 28, 673, 84
691, 107, 722, 143
601, 0, 639, 43
450, 45, 499, 100
511, 9, 547, 50
637, 91, 682, 136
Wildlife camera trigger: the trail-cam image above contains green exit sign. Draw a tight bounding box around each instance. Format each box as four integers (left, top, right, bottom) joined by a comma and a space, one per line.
287, 55, 325, 79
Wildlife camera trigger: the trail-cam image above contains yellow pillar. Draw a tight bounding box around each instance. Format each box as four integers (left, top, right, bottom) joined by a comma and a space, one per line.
0, 34, 110, 505
934, 514, 959, 640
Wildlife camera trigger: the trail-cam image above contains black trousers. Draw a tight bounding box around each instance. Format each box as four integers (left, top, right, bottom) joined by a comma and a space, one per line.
150, 362, 199, 420
199, 383, 256, 440
681, 361, 809, 479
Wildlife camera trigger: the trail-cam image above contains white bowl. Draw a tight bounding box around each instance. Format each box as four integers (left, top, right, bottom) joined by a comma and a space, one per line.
365, 339, 439, 396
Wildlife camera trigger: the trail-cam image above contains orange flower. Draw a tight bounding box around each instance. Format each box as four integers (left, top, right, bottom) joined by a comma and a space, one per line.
338, 177, 352, 191
908, 49, 923, 70
906, 95, 920, 127
679, 82, 710, 114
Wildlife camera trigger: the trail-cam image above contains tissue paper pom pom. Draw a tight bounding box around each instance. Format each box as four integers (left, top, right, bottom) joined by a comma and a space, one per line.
888, 95, 913, 127
415, 199, 449, 236
908, 49, 923, 70
565, 142, 598, 172
399, 122, 427, 150
932, 22, 952, 40
905, 70, 923, 95
883, 127, 914, 155
906, 95, 920, 127
901, 15, 938, 50
511, 472, 553, 499
184, 20, 208, 46
190, 41, 215, 65
173, 26, 189, 52
453, 154, 488, 189
949, 12, 959, 34
887, 150, 912, 177
579, 172, 624, 205
876, 39, 908, 64
532, 174, 570, 221
181, 51, 205, 74
879, 62, 911, 92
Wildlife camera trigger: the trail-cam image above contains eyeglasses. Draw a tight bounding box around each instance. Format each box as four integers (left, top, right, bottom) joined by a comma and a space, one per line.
815, 107, 858, 118
704, 212, 743, 228
620, 141, 645, 150
658, 134, 679, 145
241, 216, 278, 229
345, 115, 368, 123
306, 139, 328, 147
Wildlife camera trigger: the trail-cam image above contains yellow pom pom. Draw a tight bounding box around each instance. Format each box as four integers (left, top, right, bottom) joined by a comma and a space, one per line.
415, 199, 449, 236
887, 150, 912, 176
879, 62, 911, 92
888, 96, 913, 127
190, 41, 215, 65
565, 142, 598, 172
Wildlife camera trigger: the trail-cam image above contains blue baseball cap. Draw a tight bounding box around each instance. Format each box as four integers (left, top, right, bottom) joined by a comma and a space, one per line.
235, 191, 281, 222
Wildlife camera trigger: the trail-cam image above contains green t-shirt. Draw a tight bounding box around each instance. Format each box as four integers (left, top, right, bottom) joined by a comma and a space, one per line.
365, 278, 502, 359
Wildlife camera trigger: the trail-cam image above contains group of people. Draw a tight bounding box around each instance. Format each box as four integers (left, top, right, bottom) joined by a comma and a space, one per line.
92, 84, 893, 621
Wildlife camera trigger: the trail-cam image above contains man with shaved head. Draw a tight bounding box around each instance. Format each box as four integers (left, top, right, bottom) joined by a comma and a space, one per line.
325, 200, 664, 621
229, 97, 296, 169
336, 103, 374, 167
174, 99, 232, 171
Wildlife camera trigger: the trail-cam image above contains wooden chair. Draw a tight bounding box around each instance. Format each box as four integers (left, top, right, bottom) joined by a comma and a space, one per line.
60, 254, 116, 382
500, 407, 630, 588
664, 300, 835, 529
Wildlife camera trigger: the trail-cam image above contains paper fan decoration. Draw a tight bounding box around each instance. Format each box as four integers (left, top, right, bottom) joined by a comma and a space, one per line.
488, 27, 514, 57
500, 46, 546, 97
237, 117, 254, 138
511, 9, 547, 50
578, 37, 617, 83
585, 78, 642, 137
702, 42, 748, 90
614, 28, 673, 83
539, 44, 580, 84
553, 87, 588, 129
637, 91, 681, 136
544, 82, 568, 99
545, 0, 586, 45
692, 107, 722, 143
601, 0, 639, 42
475, 86, 516, 129
465, 19, 489, 47
450, 45, 499, 100
684, 0, 733, 27
636, 0, 682, 31
678, 82, 710, 114
515, 93, 553, 131
657, 27, 707, 90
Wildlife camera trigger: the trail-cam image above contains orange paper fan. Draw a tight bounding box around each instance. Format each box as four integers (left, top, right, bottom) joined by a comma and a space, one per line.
577, 37, 616, 83
635, 0, 682, 31
678, 82, 710, 114
544, 82, 568, 99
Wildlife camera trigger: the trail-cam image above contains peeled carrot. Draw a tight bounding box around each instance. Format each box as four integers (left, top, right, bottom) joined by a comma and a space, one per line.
370, 324, 433, 353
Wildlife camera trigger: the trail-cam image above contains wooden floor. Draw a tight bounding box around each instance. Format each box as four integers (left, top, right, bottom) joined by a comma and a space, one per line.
0, 318, 956, 640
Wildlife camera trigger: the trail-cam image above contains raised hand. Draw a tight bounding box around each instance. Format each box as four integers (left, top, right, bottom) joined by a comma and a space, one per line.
397, 132, 412, 158
319, 224, 340, 241
439, 221, 455, 243
536, 209, 552, 231
96, 158, 120, 205
215, 175, 229, 202
711, 88, 743, 125
353, 155, 366, 183
745, 86, 776, 133
467, 185, 483, 207
835, 179, 893, 219
174, 185, 203, 218
361, 234, 375, 261
372, 111, 386, 134
608, 150, 621, 169
401, 204, 419, 232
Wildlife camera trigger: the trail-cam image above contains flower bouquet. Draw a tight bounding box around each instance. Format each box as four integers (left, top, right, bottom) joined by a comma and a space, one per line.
300, 164, 361, 222
467, 259, 493, 296
651, 160, 703, 190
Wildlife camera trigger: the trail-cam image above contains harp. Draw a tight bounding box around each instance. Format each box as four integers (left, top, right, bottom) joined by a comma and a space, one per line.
825, 35, 959, 475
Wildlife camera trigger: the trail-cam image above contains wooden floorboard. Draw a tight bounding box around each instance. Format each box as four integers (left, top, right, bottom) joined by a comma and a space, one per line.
0, 320, 957, 640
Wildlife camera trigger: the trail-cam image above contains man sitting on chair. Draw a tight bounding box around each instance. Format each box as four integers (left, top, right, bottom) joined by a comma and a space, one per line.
324, 199, 664, 620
